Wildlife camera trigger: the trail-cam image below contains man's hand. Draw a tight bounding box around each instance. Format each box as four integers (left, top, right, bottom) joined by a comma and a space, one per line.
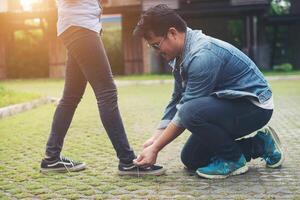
133, 145, 159, 167
143, 138, 155, 149
136, 123, 185, 167
143, 129, 164, 149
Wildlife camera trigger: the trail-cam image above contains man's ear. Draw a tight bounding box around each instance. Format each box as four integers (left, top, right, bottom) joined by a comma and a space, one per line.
168, 27, 178, 39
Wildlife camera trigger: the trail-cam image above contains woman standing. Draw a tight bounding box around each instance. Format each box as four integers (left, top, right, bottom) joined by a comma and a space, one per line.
40, 0, 165, 176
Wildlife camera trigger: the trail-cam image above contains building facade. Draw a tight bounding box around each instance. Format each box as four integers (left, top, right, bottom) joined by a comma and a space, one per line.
0, 0, 299, 79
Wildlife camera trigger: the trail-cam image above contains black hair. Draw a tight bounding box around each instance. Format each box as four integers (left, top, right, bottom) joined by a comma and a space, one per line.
133, 4, 187, 39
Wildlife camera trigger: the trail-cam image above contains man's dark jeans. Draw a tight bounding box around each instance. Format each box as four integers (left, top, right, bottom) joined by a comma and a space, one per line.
45, 27, 135, 164
179, 96, 273, 170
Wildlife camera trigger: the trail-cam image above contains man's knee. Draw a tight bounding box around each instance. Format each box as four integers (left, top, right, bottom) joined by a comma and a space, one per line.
179, 97, 216, 128
178, 101, 205, 128
180, 148, 196, 170
178, 102, 195, 128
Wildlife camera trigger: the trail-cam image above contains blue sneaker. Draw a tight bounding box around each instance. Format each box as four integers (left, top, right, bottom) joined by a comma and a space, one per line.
256, 126, 284, 168
196, 155, 248, 179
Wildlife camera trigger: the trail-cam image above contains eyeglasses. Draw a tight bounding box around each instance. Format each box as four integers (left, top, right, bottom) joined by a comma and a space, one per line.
148, 36, 165, 50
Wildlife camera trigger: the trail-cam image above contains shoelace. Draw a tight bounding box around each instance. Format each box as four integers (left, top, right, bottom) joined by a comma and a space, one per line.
261, 151, 278, 164
261, 155, 272, 164
61, 156, 77, 165
209, 157, 224, 165
135, 166, 153, 178
60, 156, 74, 174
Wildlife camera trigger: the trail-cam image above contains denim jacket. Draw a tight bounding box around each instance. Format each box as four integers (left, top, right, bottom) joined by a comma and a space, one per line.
158, 27, 272, 129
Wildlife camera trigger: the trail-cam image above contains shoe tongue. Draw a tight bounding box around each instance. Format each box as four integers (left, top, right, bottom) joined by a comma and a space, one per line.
211, 156, 221, 162
61, 156, 72, 163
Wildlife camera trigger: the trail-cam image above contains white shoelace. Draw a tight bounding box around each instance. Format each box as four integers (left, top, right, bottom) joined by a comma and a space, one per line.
60, 156, 74, 174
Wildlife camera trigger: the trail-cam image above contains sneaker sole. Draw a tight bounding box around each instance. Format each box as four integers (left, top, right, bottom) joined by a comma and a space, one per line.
266, 126, 285, 168
118, 168, 167, 176
196, 165, 249, 179
40, 163, 86, 173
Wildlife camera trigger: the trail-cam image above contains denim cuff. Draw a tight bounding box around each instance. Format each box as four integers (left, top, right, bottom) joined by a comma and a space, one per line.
157, 120, 171, 129
171, 112, 184, 128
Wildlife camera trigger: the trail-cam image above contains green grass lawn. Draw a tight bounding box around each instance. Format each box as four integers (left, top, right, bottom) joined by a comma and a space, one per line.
1, 70, 299, 108
115, 70, 300, 80
0, 85, 40, 108
114, 74, 173, 80
0, 80, 174, 200
0, 78, 300, 199
261, 70, 300, 76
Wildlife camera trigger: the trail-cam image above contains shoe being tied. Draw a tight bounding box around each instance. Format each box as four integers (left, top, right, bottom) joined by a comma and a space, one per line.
118, 162, 166, 176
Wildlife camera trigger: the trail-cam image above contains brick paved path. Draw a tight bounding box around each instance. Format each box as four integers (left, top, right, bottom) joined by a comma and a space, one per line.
0, 79, 299, 200
153, 82, 300, 200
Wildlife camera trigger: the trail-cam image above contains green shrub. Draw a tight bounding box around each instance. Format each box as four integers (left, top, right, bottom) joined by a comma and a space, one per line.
273, 63, 293, 72
227, 19, 243, 49
7, 29, 49, 78
0, 85, 40, 108
102, 26, 123, 75
7, 25, 123, 78
270, 0, 291, 15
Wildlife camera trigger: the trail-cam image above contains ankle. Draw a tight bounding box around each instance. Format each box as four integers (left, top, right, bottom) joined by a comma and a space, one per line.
44, 155, 59, 161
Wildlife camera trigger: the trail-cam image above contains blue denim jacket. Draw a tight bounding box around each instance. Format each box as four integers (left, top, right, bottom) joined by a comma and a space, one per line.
158, 27, 272, 129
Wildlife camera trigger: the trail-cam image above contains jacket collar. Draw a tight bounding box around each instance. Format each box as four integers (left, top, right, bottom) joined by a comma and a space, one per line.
169, 27, 195, 69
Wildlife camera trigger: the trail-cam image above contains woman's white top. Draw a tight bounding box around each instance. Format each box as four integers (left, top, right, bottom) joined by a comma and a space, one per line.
56, 0, 102, 36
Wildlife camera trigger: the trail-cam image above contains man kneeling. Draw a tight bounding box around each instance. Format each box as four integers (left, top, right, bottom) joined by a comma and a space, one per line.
133, 4, 284, 179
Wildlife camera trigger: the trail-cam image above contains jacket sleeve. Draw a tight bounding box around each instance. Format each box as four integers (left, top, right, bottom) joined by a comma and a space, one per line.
172, 51, 222, 127
157, 71, 182, 129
